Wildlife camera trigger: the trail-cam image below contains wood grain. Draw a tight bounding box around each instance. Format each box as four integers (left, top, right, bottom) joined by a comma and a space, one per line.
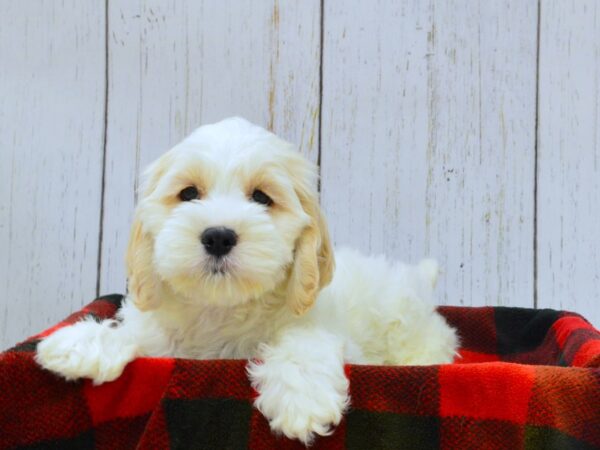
0, 1, 106, 348
99, 0, 321, 294
320, 0, 538, 307
3, 1, 600, 345
537, 0, 600, 325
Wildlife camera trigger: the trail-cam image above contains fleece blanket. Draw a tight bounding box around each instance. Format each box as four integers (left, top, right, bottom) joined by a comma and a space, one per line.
0, 294, 599, 450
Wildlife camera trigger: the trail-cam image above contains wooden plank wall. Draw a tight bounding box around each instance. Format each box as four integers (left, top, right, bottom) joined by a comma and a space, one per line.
0, 1, 106, 348
536, 1, 600, 317
100, 0, 321, 294
320, 0, 538, 309
1, 0, 599, 349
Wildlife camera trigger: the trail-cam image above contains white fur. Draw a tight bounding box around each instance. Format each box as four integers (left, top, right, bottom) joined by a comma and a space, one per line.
36, 117, 458, 445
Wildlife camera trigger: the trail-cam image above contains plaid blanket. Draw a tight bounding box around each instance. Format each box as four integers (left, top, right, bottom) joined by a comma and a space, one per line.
1, 294, 599, 450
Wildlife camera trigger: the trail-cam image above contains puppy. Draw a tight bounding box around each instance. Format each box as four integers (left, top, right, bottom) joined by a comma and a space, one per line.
36, 117, 458, 444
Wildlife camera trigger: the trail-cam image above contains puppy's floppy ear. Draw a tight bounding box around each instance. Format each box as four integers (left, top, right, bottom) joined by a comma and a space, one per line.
285, 154, 335, 315
125, 151, 174, 311
126, 215, 163, 311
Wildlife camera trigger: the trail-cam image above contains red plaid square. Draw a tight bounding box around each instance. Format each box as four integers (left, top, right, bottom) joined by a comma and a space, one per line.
439, 362, 535, 423
84, 357, 174, 425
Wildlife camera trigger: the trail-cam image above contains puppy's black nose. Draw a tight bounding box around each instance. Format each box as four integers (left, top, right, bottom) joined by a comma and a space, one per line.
201, 227, 238, 257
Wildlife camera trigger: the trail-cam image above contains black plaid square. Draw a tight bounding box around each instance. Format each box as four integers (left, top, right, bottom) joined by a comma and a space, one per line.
346, 410, 439, 450
164, 397, 252, 450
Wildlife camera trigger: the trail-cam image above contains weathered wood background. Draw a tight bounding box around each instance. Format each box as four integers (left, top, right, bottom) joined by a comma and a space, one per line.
1, 0, 599, 349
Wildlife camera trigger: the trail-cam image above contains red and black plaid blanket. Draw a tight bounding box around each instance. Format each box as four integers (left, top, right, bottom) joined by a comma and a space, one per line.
1, 294, 599, 449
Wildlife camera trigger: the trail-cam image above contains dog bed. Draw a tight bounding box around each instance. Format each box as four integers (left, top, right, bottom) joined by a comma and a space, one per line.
0, 294, 598, 449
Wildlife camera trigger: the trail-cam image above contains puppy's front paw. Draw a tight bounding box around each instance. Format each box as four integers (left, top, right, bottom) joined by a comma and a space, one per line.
35, 320, 136, 384
248, 358, 349, 445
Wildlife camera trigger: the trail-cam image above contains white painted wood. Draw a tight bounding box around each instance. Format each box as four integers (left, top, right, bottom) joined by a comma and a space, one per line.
100, 0, 321, 294
0, 1, 105, 348
3, 0, 600, 344
321, 0, 538, 307
537, 0, 600, 326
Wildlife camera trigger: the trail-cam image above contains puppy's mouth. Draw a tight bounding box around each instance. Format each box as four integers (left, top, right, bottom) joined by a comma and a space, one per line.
203, 256, 232, 276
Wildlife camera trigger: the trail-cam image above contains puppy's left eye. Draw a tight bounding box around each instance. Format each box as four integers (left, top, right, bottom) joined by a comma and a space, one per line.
179, 186, 200, 201
252, 189, 273, 206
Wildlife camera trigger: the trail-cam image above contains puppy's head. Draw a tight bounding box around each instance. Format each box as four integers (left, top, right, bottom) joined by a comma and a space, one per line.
126, 117, 334, 314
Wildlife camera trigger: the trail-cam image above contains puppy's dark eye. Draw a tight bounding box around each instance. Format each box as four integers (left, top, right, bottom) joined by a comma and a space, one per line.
252, 189, 273, 206
179, 186, 199, 201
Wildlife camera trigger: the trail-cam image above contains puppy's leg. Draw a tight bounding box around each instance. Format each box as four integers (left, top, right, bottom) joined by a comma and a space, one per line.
248, 327, 349, 445
36, 318, 138, 384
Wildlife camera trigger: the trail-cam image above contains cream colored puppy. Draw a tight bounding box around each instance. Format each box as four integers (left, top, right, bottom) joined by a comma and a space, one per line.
36, 117, 458, 444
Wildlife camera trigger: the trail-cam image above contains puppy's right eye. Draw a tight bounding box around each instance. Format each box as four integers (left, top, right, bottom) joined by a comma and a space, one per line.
179, 186, 200, 201
252, 189, 273, 206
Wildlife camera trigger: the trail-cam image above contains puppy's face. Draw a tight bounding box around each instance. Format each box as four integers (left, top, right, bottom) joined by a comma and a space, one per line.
126, 118, 334, 314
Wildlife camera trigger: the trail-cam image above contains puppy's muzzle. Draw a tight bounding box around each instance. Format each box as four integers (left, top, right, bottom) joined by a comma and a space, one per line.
201, 227, 238, 257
